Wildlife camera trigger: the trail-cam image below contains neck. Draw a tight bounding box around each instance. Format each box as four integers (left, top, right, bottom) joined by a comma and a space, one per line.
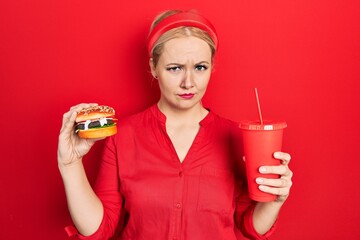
157, 102, 208, 125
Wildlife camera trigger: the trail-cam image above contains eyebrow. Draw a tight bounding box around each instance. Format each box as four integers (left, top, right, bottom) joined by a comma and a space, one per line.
196, 61, 210, 65
165, 61, 210, 66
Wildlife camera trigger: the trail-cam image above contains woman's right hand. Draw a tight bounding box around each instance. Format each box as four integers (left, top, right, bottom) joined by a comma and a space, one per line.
58, 103, 102, 167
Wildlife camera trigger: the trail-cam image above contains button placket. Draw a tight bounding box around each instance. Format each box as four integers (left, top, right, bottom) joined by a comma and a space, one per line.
171, 166, 184, 239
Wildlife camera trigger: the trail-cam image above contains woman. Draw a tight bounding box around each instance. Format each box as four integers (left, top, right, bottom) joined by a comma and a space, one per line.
58, 10, 293, 240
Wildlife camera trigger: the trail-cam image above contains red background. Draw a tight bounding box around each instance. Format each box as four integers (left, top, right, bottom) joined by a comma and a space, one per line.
1, 0, 359, 239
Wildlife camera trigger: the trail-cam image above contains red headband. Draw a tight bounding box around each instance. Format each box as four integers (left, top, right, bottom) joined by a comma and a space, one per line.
147, 11, 218, 56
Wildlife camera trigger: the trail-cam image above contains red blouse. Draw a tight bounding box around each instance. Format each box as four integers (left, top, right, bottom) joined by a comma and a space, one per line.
66, 104, 276, 240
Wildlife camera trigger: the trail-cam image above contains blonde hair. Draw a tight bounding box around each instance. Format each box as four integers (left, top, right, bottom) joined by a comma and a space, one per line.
150, 10, 217, 67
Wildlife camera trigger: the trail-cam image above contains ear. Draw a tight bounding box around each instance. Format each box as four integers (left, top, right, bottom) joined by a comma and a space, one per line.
149, 58, 157, 78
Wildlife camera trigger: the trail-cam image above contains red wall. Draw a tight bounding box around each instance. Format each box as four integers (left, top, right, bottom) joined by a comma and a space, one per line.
1, 0, 359, 239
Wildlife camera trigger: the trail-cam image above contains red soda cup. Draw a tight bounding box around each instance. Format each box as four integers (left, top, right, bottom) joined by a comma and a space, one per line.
239, 120, 287, 202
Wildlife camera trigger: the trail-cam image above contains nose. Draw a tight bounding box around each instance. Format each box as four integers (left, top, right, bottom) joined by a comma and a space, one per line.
181, 70, 194, 89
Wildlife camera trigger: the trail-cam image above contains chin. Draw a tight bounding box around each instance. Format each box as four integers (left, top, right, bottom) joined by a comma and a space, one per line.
174, 101, 202, 111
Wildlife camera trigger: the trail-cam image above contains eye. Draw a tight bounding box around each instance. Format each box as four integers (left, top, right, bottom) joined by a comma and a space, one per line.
195, 64, 208, 71
166, 66, 182, 72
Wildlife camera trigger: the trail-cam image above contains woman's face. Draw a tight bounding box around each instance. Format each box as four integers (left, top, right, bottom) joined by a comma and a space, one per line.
151, 36, 212, 112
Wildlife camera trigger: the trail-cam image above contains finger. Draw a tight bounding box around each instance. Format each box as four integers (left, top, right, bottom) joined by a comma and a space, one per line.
60, 111, 77, 136
274, 151, 291, 165
86, 137, 106, 146
258, 184, 290, 197
256, 176, 292, 188
242, 156, 246, 162
60, 110, 75, 133
60, 103, 98, 133
259, 165, 290, 176
62, 110, 73, 120
70, 103, 98, 113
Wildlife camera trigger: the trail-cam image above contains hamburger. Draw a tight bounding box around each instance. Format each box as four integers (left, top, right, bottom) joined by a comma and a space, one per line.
75, 105, 117, 139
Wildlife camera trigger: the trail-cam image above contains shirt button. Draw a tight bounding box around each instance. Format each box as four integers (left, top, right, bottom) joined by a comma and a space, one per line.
175, 203, 181, 209
179, 171, 183, 177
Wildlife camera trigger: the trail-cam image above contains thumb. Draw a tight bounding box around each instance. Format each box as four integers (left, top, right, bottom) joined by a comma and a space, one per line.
85, 137, 106, 147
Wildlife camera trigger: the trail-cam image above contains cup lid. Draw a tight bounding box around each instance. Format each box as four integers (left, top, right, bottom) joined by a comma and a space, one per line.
239, 120, 287, 130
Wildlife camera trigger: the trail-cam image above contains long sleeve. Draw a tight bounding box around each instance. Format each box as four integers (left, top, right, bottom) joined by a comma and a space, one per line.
68, 136, 124, 240
234, 174, 277, 239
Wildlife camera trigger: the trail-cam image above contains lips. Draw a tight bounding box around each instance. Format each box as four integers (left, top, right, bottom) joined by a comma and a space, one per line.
178, 93, 195, 99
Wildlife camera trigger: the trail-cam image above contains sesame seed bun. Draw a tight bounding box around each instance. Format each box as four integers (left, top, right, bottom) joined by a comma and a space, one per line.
75, 105, 115, 122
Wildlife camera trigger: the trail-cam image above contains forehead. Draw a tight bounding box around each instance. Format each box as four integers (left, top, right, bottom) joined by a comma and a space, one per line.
160, 36, 212, 62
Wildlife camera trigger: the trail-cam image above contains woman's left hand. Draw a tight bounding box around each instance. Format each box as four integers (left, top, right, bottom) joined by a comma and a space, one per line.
256, 151, 293, 202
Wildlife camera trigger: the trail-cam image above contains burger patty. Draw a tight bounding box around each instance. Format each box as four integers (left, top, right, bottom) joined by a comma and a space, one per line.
75, 119, 114, 131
